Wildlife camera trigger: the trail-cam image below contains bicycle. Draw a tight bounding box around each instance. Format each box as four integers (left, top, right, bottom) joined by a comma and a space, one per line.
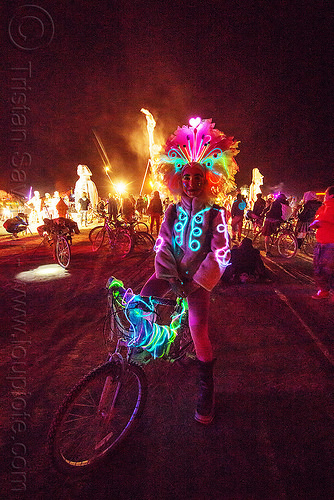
120, 216, 154, 252
297, 226, 317, 257
253, 219, 298, 258
48, 276, 193, 475
40, 218, 76, 268
89, 217, 132, 256
89, 216, 154, 255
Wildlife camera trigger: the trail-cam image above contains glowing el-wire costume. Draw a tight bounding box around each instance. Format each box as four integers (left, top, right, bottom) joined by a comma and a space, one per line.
174, 206, 188, 247
189, 207, 211, 251
215, 208, 230, 269
108, 278, 188, 358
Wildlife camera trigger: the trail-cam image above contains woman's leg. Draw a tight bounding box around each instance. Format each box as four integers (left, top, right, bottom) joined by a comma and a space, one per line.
187, 286, 215, 424
156, 215, 161, 234
140, 272, 171, 297
187, 286, 212, 362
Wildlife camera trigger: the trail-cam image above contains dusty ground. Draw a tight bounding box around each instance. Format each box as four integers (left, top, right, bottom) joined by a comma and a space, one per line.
1, 227, 333, 500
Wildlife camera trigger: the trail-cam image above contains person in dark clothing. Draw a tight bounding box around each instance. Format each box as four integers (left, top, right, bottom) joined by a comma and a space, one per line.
252, 193, 266, 218
262, 193, 290, 256
121, 197, 135, 221
231, 193, 246, 241
136, 196, 145, 217
78, 192, 90, 226
245, 192, 266, 233
107, 194, 118, 222
296, 191, 322, 248
147, 191, 163, 234
224, 237, 266, 283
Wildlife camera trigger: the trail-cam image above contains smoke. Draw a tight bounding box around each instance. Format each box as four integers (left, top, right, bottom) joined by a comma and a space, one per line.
269, 182, 286, 195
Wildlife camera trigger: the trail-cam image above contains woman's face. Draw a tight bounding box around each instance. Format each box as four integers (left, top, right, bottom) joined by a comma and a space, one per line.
182, 164, 205, 198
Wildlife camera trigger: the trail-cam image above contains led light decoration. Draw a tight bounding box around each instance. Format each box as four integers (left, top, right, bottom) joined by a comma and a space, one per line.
158, 118, 240, 197
154, 235, 164, 253
108, 278, 188, 358
125, 294, 188, 358
174, 206, 188, 247
189, 207, 211, 251
214, 209, 231, 269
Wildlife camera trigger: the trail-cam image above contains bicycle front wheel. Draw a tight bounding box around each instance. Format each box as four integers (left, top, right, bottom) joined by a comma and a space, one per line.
90, 226, 106, 252
277, 232, 297, 258
48, 360, 147, 475
55, 236, 71, 268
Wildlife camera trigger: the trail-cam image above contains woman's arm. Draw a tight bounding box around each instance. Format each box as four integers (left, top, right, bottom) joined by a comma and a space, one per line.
193, 207, 231, 291
154, 204, 180, 280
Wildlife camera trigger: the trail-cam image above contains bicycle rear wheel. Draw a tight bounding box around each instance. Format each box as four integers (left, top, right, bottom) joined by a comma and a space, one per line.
55, 236, 71, 268
48, 360, 147, 475
90, 226, 106, 252
132, 231, 155, 253
113, 229, 132, 258
277, 232, 297, 258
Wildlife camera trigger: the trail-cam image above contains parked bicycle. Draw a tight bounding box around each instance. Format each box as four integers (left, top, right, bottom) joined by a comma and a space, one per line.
89, 216, 154, 256
48, 276, 193, 474
38, 218, 79, 268
295, 225, 317, 257
253, 219, 298, 258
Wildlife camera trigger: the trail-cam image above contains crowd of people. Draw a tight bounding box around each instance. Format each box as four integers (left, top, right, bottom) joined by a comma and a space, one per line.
2, 185, 332, 295
2, 174, 333, 425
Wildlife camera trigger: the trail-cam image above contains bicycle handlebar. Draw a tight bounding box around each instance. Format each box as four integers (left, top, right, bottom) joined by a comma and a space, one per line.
106, 277, 177, 307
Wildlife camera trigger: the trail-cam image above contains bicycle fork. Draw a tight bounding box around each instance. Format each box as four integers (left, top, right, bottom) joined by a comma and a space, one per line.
95, 353, 125, 451
98, 352, 124, 418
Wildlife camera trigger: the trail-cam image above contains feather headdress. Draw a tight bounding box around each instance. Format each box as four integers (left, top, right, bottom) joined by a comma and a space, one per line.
157, 118, 240, 198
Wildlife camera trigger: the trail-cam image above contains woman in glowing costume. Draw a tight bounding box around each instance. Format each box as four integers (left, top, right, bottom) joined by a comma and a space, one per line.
141, 118, 239, 424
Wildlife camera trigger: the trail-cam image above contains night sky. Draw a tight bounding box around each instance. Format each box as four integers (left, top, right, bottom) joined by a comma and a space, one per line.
2, 0, 333, 199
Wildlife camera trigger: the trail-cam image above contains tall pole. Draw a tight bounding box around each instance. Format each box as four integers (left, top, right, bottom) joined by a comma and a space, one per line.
140, 159, 151, 196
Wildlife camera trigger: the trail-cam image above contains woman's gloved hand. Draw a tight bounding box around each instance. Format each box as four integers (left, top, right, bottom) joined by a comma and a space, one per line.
170, 277, 186, 297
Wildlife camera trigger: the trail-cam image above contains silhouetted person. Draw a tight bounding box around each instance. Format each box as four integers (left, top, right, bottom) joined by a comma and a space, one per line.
107, 194, 118, 222
231, 193, 246, 241
78, 192, 90, 226
296, 191, 322, 248
262, 193, 290, 256
147, 191, 163, 235
224, 237, 266, 283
